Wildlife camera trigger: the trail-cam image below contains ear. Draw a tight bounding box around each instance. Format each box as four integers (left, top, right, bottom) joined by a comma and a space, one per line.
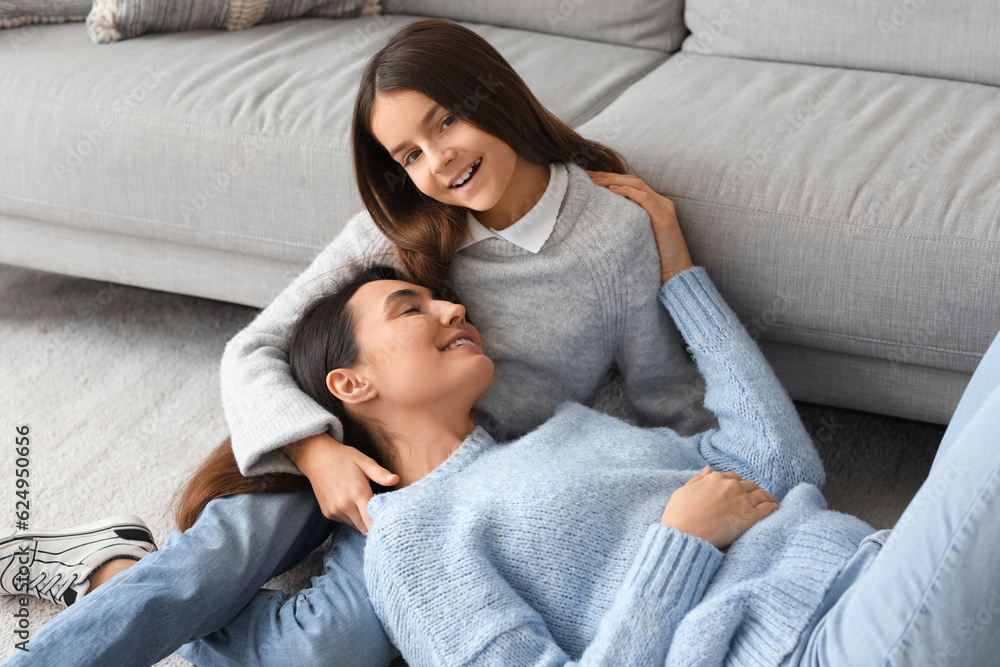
326, 368, 378, 405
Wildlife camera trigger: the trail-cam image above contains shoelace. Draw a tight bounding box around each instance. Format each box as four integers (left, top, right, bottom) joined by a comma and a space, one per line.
28, 571, 79, 603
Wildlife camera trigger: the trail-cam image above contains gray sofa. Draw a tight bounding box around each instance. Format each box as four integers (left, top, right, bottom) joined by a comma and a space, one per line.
2, 0, 998, 426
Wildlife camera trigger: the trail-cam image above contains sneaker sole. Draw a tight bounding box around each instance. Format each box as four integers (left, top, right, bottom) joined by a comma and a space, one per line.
0, 515, 154, 548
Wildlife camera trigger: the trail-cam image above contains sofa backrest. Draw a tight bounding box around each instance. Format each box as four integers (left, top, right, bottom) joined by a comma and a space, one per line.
383, 0, 688, 52
681, 0, 1000, 87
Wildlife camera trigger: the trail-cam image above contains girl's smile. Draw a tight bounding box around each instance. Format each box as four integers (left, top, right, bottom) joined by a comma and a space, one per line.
448, 157, 482, 190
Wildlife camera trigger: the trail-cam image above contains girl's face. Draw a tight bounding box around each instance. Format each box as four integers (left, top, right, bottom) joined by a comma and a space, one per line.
370, 89, 519, 214
334, 279, 494, 412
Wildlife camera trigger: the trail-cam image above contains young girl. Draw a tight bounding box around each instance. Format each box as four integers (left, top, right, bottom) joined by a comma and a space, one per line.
0, 18, 716, 664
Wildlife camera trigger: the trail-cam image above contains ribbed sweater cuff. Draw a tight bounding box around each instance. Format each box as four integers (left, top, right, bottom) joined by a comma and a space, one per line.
626, 523, 723, 604
659, 267, 741, 350
591, 524, 722, 664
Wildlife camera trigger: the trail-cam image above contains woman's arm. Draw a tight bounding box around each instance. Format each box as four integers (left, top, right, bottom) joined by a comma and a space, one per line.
656, 267, 826, 499
589, 171, 823, 499
220, 209, 400, 527
365, 518, 723, 666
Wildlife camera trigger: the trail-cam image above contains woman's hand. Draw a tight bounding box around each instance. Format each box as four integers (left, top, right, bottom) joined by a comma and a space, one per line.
586, 170, 694, 283
660, 466, 779, 549
283, 432, 399, 534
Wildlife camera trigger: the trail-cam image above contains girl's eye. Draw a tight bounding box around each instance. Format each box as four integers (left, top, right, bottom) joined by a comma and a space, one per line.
402, 116, 454, 167
403, 305, 421, 314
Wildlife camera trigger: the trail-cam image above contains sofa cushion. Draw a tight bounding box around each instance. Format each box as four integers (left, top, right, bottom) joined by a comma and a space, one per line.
578, 53, 1000, 422
383, 0, 688, 52
680, 0, 1000, 87
86, 0, 378, 43
0, 17, 665, 305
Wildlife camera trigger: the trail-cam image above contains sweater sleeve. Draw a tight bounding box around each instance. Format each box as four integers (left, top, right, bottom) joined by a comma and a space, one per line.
612, 206, 719, 436
220, 209, 399, 477
366, 522, 722, 667
656, 267, 826, 499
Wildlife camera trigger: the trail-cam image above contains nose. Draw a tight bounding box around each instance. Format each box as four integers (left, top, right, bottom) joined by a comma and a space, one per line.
428, 143, 455, 178
437, 298, 466, 325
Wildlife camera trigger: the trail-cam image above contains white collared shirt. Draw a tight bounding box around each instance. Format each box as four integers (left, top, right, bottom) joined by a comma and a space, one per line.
456, 162, 568, 254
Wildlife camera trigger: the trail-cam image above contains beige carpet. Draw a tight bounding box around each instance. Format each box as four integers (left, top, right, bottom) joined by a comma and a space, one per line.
0, 264, 946, 664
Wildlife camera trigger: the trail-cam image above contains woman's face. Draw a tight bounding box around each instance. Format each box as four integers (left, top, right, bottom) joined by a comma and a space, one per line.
336, 279, 494, 411
370, 89, 518, 214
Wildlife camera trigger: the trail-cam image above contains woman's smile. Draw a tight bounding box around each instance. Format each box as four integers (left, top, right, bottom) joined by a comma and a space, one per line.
443, 338, 476, 351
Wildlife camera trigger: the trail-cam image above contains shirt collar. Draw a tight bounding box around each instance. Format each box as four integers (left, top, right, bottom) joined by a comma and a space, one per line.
456, 162, 568, 254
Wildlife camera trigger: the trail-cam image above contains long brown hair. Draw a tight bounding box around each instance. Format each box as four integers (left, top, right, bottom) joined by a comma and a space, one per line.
172, 265, 404, 531
352, 18, 631, 293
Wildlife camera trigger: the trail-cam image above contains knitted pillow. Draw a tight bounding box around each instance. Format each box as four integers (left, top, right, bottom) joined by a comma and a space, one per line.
86, 0, 382, 44
0, 0, 90, 29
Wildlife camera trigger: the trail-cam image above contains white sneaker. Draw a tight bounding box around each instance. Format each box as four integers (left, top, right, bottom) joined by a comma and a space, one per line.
0, 516, 157, 607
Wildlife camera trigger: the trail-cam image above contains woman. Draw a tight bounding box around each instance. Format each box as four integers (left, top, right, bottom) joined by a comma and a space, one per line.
276, 258, 1000, 664
6, 216, 999, 665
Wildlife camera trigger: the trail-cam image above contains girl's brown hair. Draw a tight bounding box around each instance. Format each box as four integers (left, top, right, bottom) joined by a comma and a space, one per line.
352, 18, 632, 293
172, 266, 403, 531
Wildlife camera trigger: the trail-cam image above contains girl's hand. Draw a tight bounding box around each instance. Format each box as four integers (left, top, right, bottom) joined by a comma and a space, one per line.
660, 466, 779, 549
283, 432, 399, 534
586, 170, 694, 283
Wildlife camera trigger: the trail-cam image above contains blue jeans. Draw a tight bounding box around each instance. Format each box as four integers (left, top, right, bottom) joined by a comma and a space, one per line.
1, 489, 394, 666
176, 518, 397, 667
787, 329, 1000, 666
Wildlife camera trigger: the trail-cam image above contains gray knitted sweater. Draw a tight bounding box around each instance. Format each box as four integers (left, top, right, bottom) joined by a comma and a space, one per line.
221, 162, 717, 476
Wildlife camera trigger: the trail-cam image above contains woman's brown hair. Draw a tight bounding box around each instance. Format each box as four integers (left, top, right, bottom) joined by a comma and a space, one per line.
172, 265, 403, 531
352, 18, 632, 293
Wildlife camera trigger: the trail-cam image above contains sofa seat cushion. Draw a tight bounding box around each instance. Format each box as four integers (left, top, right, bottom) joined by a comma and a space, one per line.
0, 17, 665, 305
579, 53, 1000, 421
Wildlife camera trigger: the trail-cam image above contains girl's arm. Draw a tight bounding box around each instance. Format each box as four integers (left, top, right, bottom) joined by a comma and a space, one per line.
609, 208, 717, 434
656, 267, 826, 499
220, 209, 397, 478
586, 171, 718, 436
365, 519, 723, 666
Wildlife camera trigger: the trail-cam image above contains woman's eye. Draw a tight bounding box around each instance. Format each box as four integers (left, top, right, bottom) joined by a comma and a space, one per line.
403, 149, 420, 166
403, 305, 421, 314
441, 114, 455, 129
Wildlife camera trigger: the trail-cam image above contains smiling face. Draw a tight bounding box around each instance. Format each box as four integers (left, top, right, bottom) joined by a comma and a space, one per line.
332, 279, 494, 414
370, 89, 520, 215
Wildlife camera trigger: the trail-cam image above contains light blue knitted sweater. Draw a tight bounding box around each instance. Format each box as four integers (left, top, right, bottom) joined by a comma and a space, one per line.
364, 267, 877, 666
